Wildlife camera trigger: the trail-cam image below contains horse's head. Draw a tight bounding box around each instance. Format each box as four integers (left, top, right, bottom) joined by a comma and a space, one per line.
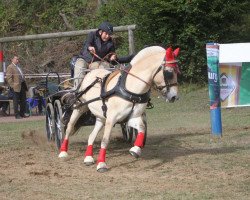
153, 47, 180, 102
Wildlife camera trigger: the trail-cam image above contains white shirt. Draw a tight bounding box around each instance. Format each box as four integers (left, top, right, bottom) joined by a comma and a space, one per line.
12, 62, 24, 81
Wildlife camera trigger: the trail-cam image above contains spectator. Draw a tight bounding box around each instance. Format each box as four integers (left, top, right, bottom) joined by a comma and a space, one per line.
0, 86, 9, 116
6, 55, 29, 119
28, 86, 45, 115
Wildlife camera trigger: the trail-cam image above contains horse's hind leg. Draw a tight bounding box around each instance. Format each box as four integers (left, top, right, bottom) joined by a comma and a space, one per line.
58, 106, 88, 158
84, 118, 104, 165
128, 116, 146, 158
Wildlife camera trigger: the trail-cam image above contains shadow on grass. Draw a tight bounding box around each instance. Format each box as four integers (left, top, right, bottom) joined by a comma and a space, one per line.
68, 129, 250, 170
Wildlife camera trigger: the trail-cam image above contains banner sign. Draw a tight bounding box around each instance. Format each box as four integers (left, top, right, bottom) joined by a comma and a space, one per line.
206, 43, 222, 136
219, 43, 250, 107
206, 44, 221, 109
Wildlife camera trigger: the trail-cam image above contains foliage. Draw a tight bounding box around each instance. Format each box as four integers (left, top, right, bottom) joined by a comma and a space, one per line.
0, 0, 92, 35
0, 0, 249, 83
97, 0, 250, 83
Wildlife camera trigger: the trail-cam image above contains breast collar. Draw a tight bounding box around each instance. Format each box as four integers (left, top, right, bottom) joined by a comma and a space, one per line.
100, 65, 151, 104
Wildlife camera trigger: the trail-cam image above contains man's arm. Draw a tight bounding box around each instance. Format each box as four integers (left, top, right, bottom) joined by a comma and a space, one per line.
80, 32, 95, 56
108, 42, 116, 61
6, 66, 14, 88
84, 32, 95, 49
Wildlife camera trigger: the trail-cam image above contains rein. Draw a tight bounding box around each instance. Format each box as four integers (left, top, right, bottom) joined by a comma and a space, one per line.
91, 52, 178, 92
90, 52, 115, 68
91, 52, 151, 87
119, 67, 151, 87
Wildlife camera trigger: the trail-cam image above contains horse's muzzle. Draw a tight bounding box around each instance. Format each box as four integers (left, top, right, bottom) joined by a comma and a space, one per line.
166, 95, 179, 103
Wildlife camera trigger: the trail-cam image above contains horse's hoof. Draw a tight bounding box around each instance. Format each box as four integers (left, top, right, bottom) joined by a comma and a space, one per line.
84, 156, 95, 166
58, 151, 68, 158
97, 162, 108, 173
129, 146, 141, 158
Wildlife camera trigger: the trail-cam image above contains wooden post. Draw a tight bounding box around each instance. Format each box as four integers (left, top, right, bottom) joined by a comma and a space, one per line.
128, 28, 135, 54
0, 43, 4, 85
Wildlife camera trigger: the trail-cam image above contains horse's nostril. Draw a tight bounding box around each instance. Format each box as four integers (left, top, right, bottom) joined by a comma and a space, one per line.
170, 96, 176, 102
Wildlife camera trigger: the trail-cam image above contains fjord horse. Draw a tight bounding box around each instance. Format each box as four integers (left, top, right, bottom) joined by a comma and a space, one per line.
58, 46, 180, 172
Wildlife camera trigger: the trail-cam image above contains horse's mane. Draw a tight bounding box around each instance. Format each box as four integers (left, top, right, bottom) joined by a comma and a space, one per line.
130, 46, 165, 65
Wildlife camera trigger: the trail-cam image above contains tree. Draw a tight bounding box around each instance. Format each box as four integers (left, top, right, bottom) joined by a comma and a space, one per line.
97, 0, 250, 82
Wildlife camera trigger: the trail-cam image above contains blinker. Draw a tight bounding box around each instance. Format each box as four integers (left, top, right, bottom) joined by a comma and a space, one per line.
164, 70, 174, 80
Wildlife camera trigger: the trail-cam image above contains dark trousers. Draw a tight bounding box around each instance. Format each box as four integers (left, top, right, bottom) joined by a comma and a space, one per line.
0, 94, 9, 111
37, 95, 44, 113
13, 82, 27, 116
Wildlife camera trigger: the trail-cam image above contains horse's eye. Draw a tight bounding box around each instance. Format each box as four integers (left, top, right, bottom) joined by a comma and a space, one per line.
164, 70, 174, 79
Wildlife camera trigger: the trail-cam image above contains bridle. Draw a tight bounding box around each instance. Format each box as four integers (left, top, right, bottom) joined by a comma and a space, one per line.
152, 61, 179, 92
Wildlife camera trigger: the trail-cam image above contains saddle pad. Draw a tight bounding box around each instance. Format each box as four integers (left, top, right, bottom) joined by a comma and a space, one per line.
105, 70, 121, 90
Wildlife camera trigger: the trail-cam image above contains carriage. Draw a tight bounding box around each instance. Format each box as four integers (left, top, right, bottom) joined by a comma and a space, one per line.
44, 46, 179, 172
44, 70, 147, 150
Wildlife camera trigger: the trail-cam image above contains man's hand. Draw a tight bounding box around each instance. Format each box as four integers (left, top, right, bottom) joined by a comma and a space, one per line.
110, 54, 117, 61
88, 46, 96, 54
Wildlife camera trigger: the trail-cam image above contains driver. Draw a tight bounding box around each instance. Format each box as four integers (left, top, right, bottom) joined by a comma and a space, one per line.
73, 21, 117, 88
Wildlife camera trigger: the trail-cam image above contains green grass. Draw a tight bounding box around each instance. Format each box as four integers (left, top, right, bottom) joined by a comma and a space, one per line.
0, 121, 45, 148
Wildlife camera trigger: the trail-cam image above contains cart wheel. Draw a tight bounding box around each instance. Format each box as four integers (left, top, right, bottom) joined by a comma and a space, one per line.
121, 123, 133, 143
121, 113, 147, 146
54, 100, 65, 149
45, 103, 55, 141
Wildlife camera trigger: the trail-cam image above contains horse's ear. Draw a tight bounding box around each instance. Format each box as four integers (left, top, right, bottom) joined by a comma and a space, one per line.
165, 47, 175, 61
173, 48, 180, 58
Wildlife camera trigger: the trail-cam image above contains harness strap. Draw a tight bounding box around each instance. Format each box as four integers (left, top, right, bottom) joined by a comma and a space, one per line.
120, 64, 151, 86
100, 73, 116, 118
71, 66, 152, 118
99, 66, 151, 118
74, 96, 102, 109
68, 77, 102, 110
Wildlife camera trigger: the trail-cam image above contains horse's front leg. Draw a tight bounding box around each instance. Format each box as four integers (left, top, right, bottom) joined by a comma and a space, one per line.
128, 116, 146, 158
84, 118, 104, 165
96, 118, 115, 172
58, 107, 87, 158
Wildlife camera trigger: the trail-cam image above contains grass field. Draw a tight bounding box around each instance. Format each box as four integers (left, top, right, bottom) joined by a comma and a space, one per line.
0, 86, 249, 200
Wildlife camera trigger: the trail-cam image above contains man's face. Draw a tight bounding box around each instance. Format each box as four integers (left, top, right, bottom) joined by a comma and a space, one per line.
12, 56, 19, 65
99, 30, 111, 42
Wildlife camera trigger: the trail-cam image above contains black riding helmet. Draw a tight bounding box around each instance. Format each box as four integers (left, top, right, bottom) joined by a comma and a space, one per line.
98, 21, 113, 35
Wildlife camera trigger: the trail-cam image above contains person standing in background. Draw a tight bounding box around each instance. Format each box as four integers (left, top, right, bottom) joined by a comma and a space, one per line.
0, 86, 9, 116
6, 55, 29, 119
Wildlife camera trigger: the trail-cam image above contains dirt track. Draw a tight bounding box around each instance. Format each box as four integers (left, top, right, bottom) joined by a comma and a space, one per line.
1, 108, 250, 200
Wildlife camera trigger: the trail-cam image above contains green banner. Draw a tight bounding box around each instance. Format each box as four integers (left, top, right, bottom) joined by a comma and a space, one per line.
220, 62, 250, 107
207, 44, 220, 109
239, 63, 250, 105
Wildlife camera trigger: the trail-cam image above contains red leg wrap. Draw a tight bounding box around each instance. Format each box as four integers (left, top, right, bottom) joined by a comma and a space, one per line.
60, 139, 68, 152
134, 132, 145, 147
85, 145, 93, 157
97, 148, 106, 164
